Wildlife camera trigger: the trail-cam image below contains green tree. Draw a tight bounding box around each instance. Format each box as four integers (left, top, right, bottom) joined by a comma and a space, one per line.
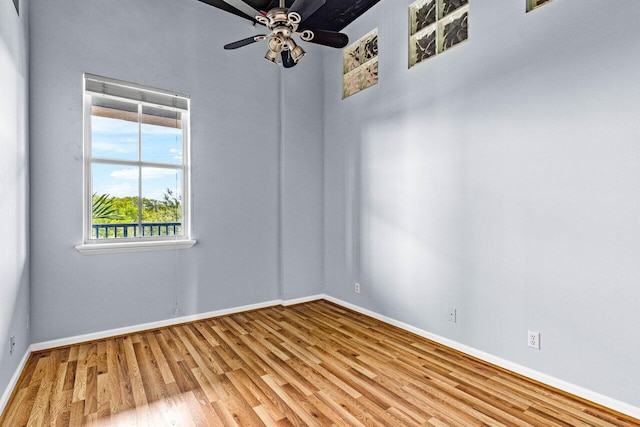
92, 193, 123, 220
93, 190, 181, 225
162, 188, 181, 222
92, 191, 182, 238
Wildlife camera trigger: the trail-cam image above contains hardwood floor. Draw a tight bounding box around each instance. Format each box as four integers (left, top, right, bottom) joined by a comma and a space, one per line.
1, 300, 637, 426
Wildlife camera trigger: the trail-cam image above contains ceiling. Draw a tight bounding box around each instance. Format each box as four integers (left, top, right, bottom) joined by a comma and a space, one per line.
197, 0, 381, 32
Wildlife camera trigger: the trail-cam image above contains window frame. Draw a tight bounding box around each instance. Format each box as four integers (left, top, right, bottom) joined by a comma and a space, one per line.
76, 74, 195, 254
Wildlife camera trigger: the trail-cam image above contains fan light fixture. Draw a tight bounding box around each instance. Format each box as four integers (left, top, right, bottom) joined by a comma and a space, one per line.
216, 0, 349, 69
290, 45, 306, 63
265, 49, 280, 63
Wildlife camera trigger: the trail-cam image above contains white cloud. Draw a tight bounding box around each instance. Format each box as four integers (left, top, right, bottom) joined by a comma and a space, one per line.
92, 141, 137, 154
91, 116, 138, 134
110, 168, 178, 180
169, 148, 183, 161
95, 182, 137, 197
109, 168, 137, 180
141, 124, 182, 135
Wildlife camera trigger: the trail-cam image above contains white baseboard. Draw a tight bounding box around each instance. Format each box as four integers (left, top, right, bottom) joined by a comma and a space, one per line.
322, 295, 640, 421
281, 294, 324, 306
31, 298, 286, 352
0, 345, 32, 417
14, 293, 640, 421
31, 295, 328, 352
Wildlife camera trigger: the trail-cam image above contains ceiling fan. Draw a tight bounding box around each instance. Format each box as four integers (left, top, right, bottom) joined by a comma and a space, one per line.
199, 0, 349, 68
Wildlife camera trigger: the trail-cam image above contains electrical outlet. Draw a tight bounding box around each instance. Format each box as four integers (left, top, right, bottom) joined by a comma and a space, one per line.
26, 314, 29, 330
354, 283, 361, 293
448, 307, 456, 323
10, 335, 15, 355
528, 331, 540, 350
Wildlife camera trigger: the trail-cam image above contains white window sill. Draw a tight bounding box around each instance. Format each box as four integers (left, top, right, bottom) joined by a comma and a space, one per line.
75, 239, 197, 255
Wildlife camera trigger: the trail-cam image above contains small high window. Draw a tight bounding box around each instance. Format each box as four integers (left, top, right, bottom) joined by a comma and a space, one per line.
78, 74, 194, 253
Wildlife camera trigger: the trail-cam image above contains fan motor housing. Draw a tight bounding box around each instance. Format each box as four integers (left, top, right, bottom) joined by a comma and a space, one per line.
273, 26, 292, 38
267, 8, 289, 26
265, 7, 297, 46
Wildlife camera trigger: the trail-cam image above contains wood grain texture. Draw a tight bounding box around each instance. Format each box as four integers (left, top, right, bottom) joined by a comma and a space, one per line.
1, 300, 638, 426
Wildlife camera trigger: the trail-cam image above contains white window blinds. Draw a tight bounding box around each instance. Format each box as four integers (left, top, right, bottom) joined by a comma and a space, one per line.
84, 73, 189, 111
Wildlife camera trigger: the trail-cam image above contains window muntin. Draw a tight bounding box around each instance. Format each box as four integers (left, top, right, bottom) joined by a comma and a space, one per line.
83, 74, 190, 244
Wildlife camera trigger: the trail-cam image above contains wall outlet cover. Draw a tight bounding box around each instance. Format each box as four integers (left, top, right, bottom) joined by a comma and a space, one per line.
448, 307, 456, 323
528, 331, 540, 350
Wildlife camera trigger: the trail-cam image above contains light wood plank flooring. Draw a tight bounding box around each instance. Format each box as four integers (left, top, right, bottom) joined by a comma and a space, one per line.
1, 300, 637, 426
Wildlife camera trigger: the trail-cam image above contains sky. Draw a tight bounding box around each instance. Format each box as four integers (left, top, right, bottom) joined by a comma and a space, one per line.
91, 115, 183, 202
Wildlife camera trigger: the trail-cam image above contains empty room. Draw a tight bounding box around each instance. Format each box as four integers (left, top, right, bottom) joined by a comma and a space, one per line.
1, 0, 639, 425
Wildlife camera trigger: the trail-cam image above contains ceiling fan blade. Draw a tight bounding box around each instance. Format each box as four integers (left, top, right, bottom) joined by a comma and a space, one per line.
302, 29, 349, 48
288, 0, 326, 22
198, 0, 263, 21
281, 51, 298, 68
224, 35, 265, 50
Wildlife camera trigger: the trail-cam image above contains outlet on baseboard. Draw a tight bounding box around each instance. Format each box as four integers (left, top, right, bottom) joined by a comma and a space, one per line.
9, 335, 15, 355
355, 283, 361, 294
528, 331, 540, 350
448, 307, 457, 323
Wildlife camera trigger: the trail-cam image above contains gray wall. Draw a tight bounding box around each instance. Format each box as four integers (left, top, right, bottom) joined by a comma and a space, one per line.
23, 0, 640, 410
0, 0, 30, 395
29, 0, 323, 342
280, 45, 325, 300
323, 0, 640, 407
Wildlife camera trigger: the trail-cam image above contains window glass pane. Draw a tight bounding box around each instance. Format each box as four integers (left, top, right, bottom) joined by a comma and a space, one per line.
91, 164, 140, 239
141, 167, 183, 237
91, 97, 139, 161
141, 105, 183, 165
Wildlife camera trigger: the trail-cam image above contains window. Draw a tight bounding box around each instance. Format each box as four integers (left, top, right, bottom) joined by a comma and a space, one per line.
77, 74, 194, 254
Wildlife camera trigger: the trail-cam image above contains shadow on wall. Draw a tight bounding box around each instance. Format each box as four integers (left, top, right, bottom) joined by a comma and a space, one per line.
358, 112, 466, 323
338, 35, 640, 403
0, 30, 30, 392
